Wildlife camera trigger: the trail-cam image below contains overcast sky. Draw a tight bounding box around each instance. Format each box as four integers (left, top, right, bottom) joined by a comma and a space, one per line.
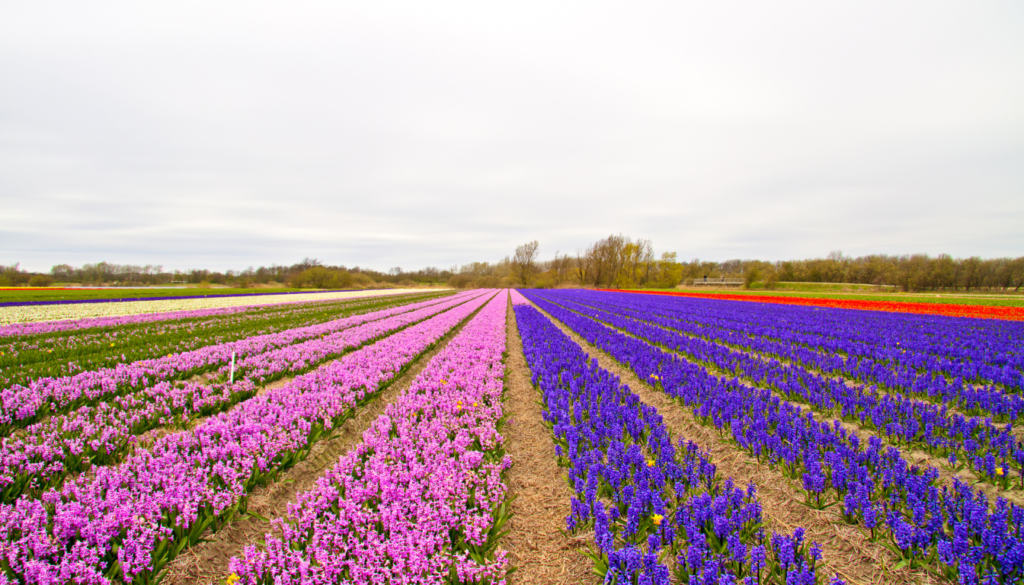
2, 1, 1022, 272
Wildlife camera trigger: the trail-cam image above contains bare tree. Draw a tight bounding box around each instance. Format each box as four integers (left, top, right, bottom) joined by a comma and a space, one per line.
550, 251, 574, 286
296, 257, 322, 272
587, 242, 604, 285
513, 240, 540, 285
586, 234, 628, 287
639, 239, 654, 285
574, 249, 591, 285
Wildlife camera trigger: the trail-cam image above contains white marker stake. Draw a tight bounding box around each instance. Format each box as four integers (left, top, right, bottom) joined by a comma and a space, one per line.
230, 351, 236, 384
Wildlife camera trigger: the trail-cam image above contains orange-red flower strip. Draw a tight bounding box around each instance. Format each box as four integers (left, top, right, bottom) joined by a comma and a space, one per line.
597, 289, 1024, 321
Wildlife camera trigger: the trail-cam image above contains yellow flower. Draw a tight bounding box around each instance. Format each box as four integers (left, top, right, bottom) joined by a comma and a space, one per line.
996, 467, 1005, 476
652, 514, 664, 526
440, 379, 447, 385
646, 459, 655, 467
110, 343, 115, 347
226, 574, 240, 585
473, 402, 479, 407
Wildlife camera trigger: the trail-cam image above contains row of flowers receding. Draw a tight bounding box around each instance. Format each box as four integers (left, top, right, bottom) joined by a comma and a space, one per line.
0, 289, 422, 328
576, 290, 1024, 415
0, 292, 486, 505
0, 291, 479, 432
228, 290, 512, 584
514, 302, 826, 585
0, 291, 496, 584
0, 291, 446, 387
606, 289, 1024, 322
547, 291, 1024, 491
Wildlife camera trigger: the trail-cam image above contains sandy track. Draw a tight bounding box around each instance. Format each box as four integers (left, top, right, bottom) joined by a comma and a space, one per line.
501, 298, 598, 585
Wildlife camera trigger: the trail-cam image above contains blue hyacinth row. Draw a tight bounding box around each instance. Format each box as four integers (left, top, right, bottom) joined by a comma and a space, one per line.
514, 304, 830, 585
567, 291, 1024, 422
542, 290, 1024, 491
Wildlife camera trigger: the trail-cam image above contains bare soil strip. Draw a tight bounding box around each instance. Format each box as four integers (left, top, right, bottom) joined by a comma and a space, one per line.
162, 305, 485, 585
528, 300, 938, 585
501, 299, 598, 585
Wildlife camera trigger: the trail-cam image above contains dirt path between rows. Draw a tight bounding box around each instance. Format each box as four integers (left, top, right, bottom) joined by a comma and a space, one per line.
501, 299, 597, 585
162, 306, 483, 585
528, 300, 940, 585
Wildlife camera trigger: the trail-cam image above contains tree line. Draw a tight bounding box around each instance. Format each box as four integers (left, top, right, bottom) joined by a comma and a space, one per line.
3, 241, 1023, 292
488, 237, 1024, 292
0, 260, 456, 289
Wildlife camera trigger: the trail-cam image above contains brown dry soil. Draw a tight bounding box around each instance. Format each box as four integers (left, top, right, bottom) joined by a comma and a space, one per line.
162, 304, 484, 585
501, 299, 598, 585
527, 300, 942, 585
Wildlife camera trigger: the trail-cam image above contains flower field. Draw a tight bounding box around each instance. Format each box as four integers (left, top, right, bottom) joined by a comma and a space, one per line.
0, 287, 1019, 584
606, 289, 1024, 321
0, 288, 423, 327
